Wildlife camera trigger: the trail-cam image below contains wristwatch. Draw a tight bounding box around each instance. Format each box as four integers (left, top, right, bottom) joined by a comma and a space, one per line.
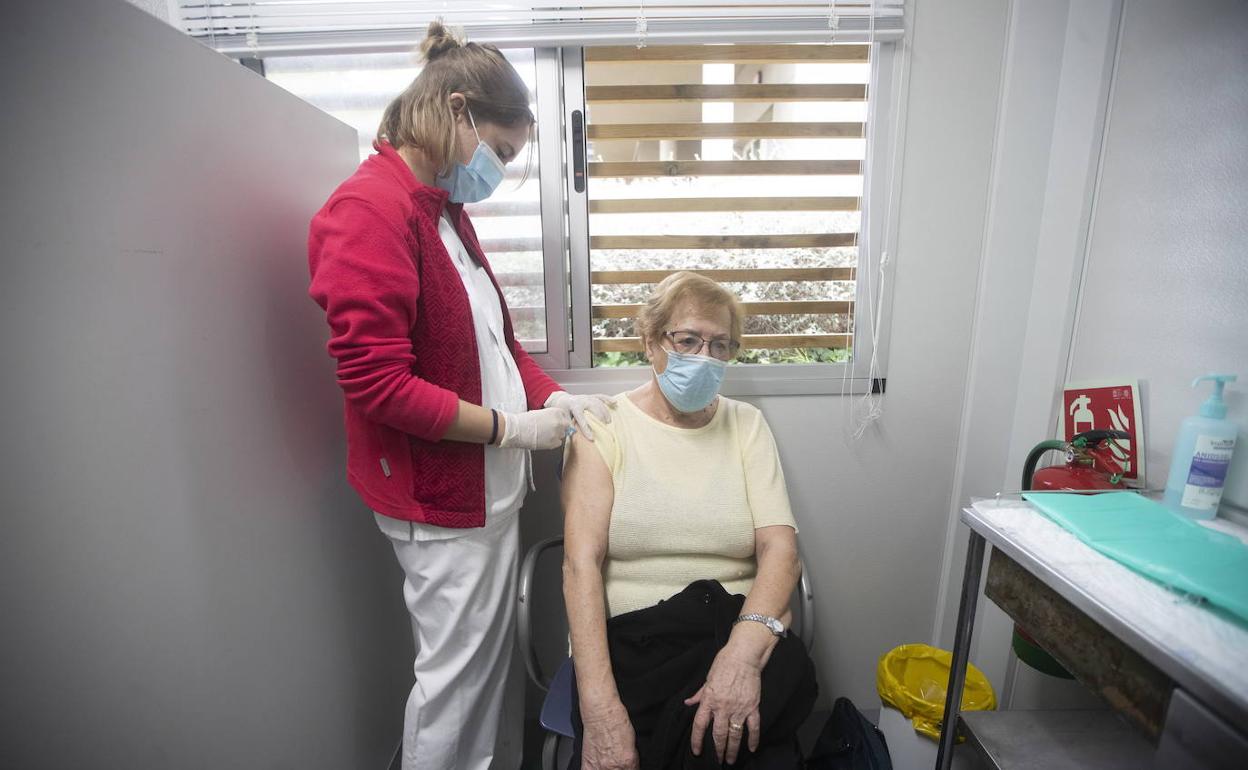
734, 613, 786, 637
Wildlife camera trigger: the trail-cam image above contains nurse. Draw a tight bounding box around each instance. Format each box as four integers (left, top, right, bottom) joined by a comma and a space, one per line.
308, 22, 611, 770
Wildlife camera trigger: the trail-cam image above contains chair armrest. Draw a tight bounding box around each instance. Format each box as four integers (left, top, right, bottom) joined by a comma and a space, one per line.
519, 536, 565, 691
798, 556, 815, 652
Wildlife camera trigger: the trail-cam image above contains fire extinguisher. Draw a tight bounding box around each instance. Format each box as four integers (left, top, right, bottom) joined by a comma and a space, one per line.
1022, 429, 1130, 491
1012, 429, 1130, 678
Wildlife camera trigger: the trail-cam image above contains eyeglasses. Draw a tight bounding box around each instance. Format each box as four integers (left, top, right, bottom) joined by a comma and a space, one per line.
663, 330, 740, 361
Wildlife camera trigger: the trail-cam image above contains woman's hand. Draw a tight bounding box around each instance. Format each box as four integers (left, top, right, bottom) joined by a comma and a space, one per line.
685, 644, 764, 765
497, 407, 572, 450
580, 700, 640, 770
545, 391, 615, 440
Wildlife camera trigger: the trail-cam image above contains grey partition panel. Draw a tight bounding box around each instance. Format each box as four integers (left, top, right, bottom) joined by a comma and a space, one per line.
0, 2, 411, 768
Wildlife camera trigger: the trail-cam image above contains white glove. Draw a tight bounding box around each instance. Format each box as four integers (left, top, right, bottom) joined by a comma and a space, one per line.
545, 391, 616, 441
498, 407, 573, 451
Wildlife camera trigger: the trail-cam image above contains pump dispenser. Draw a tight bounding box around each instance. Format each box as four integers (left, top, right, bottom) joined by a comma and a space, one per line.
1164, 374, 1239, 519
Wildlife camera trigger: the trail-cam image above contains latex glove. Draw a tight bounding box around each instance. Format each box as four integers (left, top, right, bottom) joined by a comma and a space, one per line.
498, 407, 572, 451
545, 391, 616, 441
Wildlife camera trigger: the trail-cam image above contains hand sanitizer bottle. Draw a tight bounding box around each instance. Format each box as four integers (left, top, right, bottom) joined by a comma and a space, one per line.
1164, 374, 1239, 520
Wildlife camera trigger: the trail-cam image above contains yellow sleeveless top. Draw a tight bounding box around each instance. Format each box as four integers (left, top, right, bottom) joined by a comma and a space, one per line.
583, 394, 797, 617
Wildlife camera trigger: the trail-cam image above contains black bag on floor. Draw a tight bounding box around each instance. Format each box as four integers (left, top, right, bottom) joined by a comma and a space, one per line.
804, 697, 892, 770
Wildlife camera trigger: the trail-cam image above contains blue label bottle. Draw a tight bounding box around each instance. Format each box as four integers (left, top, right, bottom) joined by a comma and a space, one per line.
1163, 374, 1239, 520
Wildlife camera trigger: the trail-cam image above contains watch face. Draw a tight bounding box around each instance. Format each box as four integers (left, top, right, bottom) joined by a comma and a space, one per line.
766, 618, 784, 635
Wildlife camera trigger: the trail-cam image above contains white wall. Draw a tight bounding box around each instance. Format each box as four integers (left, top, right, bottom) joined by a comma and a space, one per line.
929, 0, 1126, 701
524, 0, 1012, 711
1067, 0, 1248, 509
934, 0, 1248, 710
0, 2, 411, 767
751, 0, 1011, 711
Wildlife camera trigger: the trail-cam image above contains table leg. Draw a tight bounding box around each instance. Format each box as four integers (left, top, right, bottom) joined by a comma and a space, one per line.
935, 529, 987, 770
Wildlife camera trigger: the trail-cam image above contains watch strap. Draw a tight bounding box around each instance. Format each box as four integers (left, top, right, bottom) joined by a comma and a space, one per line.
734, 613, 785, 637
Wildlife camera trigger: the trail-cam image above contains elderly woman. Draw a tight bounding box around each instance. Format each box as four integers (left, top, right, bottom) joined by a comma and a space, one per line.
562, 272, 816, 769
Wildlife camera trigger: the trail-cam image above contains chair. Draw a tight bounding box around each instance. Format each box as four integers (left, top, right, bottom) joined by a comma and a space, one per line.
517, 537, 816, 770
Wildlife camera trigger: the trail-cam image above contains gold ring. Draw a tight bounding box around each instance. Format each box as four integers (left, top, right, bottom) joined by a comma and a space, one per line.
729, 722, 743, 732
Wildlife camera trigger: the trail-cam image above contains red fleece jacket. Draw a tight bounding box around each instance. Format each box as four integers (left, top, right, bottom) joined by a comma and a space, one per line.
308, 142, 560, 527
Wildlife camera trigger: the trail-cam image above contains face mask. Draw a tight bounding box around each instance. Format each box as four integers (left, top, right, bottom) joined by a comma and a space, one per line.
654, 350, 727, 413
435, 110, 506, 203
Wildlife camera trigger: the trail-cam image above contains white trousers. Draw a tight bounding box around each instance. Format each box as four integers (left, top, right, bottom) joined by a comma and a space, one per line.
381, 512, 523, 770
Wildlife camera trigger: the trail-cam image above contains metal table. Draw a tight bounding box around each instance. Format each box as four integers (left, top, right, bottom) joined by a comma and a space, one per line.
935, 502, 1248, 770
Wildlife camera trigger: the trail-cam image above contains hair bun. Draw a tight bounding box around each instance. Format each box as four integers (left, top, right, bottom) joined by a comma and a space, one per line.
420, 21, 464, 62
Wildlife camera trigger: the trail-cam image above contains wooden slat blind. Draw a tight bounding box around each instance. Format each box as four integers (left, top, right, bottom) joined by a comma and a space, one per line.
591, 267, 856, 284
594, 334, 853, 353
589, 197, 860, 214
588, 122, 864, 141
594, 300, 853, 319
585, 84, 867, 103
487, 235, 859, 253
592, 234, 856, 250
585, 44, 870, 63
589, 159, 862, 178
586, 44, 867, 358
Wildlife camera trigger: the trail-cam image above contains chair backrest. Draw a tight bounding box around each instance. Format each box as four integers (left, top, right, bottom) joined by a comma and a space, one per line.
517, 536, 816, 691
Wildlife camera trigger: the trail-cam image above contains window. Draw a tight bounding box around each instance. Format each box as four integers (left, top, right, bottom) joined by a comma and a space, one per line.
576, 44, 869, 369
556, 41, 902, 396
174, 1, 906, 389
258, 39, 902, 393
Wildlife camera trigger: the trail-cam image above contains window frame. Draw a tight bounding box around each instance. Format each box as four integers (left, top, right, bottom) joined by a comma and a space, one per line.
533, 41, 906, 396
525, 47, 572, 370
255, 41, 905, 396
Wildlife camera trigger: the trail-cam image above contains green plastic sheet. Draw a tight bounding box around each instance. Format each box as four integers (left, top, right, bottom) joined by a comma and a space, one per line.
1021, 492, 1248, 624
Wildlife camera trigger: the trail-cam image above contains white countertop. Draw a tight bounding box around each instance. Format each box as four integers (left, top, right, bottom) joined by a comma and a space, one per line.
964, 497, 1248, 727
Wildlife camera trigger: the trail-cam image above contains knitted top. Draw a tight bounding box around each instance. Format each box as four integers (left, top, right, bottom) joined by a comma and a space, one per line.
308, 142, 560, 526
585, 394, 797, 617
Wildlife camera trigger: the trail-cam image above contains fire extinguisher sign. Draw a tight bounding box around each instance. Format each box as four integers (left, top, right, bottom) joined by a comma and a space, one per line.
1061, 380, 1146, 486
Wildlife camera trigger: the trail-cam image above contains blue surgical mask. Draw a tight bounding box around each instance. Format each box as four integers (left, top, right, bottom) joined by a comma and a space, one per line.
655, 350, 727, 413
435, 110, 505, 203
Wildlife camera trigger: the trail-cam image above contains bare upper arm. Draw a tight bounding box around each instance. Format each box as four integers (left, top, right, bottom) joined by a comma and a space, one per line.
754, 524, 798, 563
561, 430, 615, 569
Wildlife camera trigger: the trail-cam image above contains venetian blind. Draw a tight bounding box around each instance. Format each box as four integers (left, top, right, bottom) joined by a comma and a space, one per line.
177, 1, 904, 57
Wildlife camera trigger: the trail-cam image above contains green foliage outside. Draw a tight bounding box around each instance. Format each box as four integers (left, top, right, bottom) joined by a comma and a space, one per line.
593, 346, 851, 368
496, 186, 864, 366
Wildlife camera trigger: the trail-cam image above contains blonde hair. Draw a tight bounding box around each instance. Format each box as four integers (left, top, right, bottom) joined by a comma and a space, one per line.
637, 272, 745, 350
378, 22, 535, 174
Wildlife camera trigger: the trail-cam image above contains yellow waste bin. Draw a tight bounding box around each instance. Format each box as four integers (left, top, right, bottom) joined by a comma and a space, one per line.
876, 643, 997, 741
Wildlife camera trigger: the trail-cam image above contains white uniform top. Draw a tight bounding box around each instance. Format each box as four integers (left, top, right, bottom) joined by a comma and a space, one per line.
375, 214, 530, 541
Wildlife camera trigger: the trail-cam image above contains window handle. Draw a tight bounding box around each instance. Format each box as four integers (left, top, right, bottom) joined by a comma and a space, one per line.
571, 109, 586, 193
